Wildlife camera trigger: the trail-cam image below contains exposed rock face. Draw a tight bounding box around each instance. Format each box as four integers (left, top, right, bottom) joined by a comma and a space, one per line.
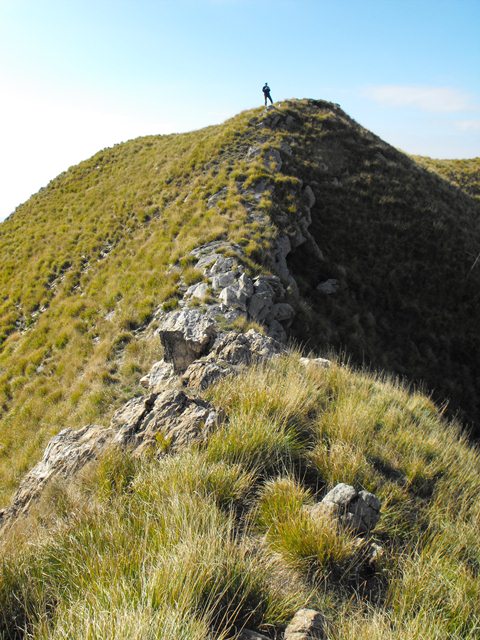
158, 308, 217, 373
183, 329, 283, 390
284, 609, 326, 640
0, 425, 114, 526
309, 483, 381, 534
139, 360, 175, 391
113, 388, 220, 455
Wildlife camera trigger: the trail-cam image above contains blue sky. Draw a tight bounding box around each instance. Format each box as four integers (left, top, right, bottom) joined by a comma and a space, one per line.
1, 0, 479, 220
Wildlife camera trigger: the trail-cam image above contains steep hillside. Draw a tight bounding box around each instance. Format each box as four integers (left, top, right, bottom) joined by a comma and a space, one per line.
413, 155, 480, 201
1, 353, 480, 639
1, 99, 480, 510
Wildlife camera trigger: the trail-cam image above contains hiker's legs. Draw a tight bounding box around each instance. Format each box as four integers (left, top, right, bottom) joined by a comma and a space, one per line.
268, 94, 273, 104
264, 95, 267, 106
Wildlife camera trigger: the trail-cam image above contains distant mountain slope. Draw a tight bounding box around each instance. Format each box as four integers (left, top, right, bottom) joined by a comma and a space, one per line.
1, 99, 480, 507
413, 155, 480, 201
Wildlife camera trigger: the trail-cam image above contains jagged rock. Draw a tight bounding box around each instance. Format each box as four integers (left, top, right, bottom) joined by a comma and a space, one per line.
248, 278, 275, 322
183, 329, 283, 390
0, 425, 114, 526
299, 357, 331, 369
280, 140, 293, 156
211, 271, 237, 290
273, 235, 294, 285
140, 360, 175, 390
157, 308, 217, 373
219, 273, 254, 312
284, 608, 326, 640
113, 388, 220, 455
185, 282, 209, 299
317, 279, 338, 295
309, 483, 381, 534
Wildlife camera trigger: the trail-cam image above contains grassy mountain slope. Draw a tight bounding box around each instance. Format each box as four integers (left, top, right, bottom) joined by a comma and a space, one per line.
1, 354, 480, 638
1, 99, 480, 509
0, 110, 277, 504
413, 156, 480, 201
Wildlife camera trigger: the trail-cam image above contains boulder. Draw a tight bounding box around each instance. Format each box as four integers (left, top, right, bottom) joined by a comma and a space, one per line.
157, 308, 217, 373
311, 483, 381, 534
284, 608, 326, 640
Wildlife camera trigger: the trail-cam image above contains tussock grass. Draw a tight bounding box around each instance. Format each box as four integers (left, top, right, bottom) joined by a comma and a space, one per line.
1, 353, 480, 637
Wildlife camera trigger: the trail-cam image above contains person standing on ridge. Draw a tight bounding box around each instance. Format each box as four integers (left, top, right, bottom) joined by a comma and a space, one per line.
263, 83, 273, 106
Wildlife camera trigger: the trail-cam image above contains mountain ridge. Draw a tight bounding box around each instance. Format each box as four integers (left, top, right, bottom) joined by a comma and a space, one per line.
1, 99, 480, 639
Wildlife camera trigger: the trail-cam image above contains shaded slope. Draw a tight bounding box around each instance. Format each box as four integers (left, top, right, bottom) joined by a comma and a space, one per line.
262, 101, 480, 432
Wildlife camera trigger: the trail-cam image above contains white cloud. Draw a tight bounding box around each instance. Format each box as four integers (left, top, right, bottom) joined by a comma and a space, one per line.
455, 119, 480, 132
365, 85, 472, 112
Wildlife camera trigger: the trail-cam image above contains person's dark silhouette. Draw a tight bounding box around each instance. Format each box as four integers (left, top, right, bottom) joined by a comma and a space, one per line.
262, 83, 273, 106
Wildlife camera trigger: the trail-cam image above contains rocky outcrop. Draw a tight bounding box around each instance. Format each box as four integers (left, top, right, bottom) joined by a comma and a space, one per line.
308, 483, 381, 535
183, 329, 283, 390
0, 104, 329, 536
284, 609, 326, 640
158, 308, 217, 373
113, 388, 220, 455
0, 326, 284, 531
0, 425, 115, 525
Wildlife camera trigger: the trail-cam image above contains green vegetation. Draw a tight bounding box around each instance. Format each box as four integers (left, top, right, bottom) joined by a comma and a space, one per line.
413, 155, 480, 201
0, 107, 277, 505
1, 354, 480, 638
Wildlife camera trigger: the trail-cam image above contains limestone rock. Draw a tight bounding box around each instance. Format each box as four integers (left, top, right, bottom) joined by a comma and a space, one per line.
211, 271, 237, 290
267, 302, 295, 325
299, 357, 331, 369
316, 483, 381, 534
263, 148, 283, 172
284, 608, 326, 640
183, 329, 283, 390
303, 185, 316, 209
113, 388, 220, 455
140, 360, 175, 391
157, 308, 217, 373
219, 274, 254, 312
0, 425, 114, 525
185, 282, 209, 300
